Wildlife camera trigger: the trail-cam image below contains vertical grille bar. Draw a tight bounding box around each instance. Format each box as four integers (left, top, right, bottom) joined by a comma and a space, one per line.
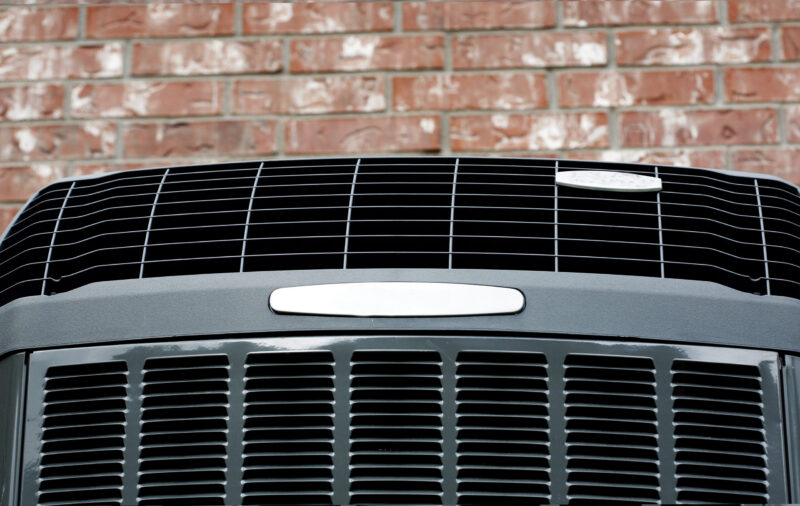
448, 158, 459, 269
240, 162, 265, 273
655, 166, 665, 278
755, 179, 771, 295
139, 169, 169, 279
121, 356, 144, 506
225, 350, 246, 503
343, 158, 361, 269
41, 181, 75, 295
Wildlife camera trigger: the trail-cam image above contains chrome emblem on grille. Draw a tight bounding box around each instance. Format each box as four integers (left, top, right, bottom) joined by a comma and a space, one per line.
556, 170, 662, 192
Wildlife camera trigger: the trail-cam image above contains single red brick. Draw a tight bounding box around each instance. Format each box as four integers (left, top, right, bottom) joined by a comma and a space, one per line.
725, 68, 800, 103
563, 0, 716, 27
0, 7, 78, 41
0, 207, 23, 234
291, 35, 444, 72
285, 116, 440, 154
244, 3, 392, 34
782, 26, 800, 60
565, 149, 725, 169
403, 1, 555, 30
87, 4, 233, 38
785, 106, 800, 142
132, 40, 281, 76
729, 0, 800, 22
0, 43, 123, 80
393, 74, 547, 111
621, 109, 778, 147
0, 165, 68, 201
0, 84, 64, 121
233, 76, 385, 115
616, 28, 771, 66
453, 32, 606, 69
0, 123, 116, 162
450, 113, 608, 151
558, 69, 714, 108
123, 121, 276, 158
71, 82, 222, 119
731, 149, 800, 184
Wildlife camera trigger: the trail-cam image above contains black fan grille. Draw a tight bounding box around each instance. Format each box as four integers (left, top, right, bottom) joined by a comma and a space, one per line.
2, 157, 799, 307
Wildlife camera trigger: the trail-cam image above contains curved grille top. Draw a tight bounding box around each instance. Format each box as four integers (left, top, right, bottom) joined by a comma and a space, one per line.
1, 156, 800, 307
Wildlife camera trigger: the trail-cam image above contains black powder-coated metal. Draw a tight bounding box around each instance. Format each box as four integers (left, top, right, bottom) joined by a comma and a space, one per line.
2, 157, 800, 308
20, 335, 786, 505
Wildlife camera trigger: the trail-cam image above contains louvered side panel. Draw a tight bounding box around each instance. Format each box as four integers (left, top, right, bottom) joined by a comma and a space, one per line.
39, 361, 128, 505
455, 351, 550, 504
564, 354, 660, 504
138, 355, 230, 506
242, 351, 335, 505
349, 350, 444, 504
671, 360, 769, 503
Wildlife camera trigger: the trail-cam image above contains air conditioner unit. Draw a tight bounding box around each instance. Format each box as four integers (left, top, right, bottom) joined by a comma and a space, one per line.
0, 157, 798, 504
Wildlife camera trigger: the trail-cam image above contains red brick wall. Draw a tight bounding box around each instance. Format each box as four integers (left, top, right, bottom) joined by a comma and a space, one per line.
1, 1, 799, 231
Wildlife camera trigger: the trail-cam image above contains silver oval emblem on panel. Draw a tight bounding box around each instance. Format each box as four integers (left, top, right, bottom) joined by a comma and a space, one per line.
269, 282, 524, 317
556, 170, 662, 192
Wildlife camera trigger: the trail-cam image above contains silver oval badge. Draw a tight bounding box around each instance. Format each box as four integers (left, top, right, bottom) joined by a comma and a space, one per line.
556, 170, 662, 192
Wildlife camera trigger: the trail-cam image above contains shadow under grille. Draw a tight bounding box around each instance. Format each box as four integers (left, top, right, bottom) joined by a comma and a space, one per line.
564, 354, 660, 504
242, 351, 335, 505
671, 359, 769, 504
2, 157, 800, 307
138, 354, 230, 506
455, 351, 551, 505
39, 361, 128, 506
349, 350, 444, 504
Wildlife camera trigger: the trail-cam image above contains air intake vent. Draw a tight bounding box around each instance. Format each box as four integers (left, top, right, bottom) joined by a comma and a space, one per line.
671, 359, 769, 503
24, 336, 786, 504
39, 361, 128, 505
349, 350, 444, 504
242, 351, 335, 505
138, 355, 230, 506
2, 158, 800, 308
455, 351, 550, 504
564, 354, 660, 503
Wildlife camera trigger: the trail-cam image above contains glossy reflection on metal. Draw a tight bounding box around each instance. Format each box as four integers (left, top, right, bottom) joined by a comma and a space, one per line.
556, 170, 662, 192
269, 282, 525, 317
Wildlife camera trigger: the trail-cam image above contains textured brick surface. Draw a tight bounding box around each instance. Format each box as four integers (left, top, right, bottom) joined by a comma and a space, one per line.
558, 70, 714, 108
0, 43, 122, 80
244, 3, 393, 34
725, 68, 800, 102
0, 123, 116, 162
87, 5, 234, 38
123, 120, 276, 158
403, 2, 556, 30
616, 28, 771, 65
564, 1, 717, 27
728, 1, 800, 22
1, 1, 800, 233
132, 40, 282, 76
453, 32, 607, 69
286, 116, 440, 154
291, 35, 444, 72
621, 109, 778, 147
233, 76, 385, 115
0, 85, 64, 121
394, 74, 548, 111
0, 7, 78, 42
451, 113, 609, 151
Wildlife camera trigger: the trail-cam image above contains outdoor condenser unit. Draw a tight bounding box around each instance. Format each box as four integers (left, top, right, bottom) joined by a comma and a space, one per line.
1, 157, 799, 505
